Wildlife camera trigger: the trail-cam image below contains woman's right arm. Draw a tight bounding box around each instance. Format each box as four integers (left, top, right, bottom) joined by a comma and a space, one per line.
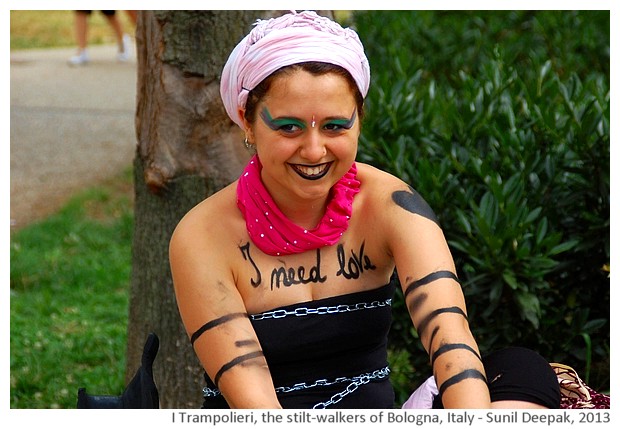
169, 207, 281, 408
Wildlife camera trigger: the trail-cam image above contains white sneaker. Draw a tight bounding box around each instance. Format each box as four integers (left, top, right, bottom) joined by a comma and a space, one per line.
68, 50, 89, 66
117, 34, 133, 62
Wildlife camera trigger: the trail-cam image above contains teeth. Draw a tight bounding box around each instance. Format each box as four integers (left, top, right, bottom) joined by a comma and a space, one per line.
302, 166, 323, 176
295, 164, 327, 177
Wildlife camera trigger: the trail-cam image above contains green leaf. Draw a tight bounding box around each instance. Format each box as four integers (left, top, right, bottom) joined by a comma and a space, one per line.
537, 60, 552, 96
525, 207, 542, 224
502, 271, 519, 290
455, 209, 472, 235
515, 291, 541, 329
535, 217, 549, 245
549, 239, 579, 255
581, 318, 607, 334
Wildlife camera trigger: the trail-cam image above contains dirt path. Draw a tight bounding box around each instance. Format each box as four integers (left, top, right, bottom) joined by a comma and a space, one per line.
10, 44, 138, 229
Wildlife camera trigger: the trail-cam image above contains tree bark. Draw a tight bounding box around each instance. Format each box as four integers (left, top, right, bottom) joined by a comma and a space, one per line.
127, 10, 269, 408
128, 10, 333, 408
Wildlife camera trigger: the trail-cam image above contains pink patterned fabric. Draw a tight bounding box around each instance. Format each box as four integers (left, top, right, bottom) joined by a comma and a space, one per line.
220, 10, 370, 129
551, 363, 611, 409
236, 155, 360, 256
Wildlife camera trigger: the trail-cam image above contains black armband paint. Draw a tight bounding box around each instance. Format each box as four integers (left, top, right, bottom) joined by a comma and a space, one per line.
416, 306, 467, 338
430, 343, 482, 368
392, 186, 439, 225
213, 351, 265, 387
438, 369, 487, 395
190, 312, 248, 345
403, 270, 459, 300
408, 292, 428, 314
235, 339, 258, 348
428, 326, 440, 351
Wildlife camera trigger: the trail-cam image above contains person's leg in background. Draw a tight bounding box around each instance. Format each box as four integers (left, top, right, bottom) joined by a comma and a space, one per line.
68, 10, 91, 65
100, 11, 132, 62
68, 11, 133, 65
125, 10, 138, 25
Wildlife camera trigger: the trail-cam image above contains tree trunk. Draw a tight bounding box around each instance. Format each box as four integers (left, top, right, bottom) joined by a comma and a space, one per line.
127, 10, 333, 408
127, 10, 273, 408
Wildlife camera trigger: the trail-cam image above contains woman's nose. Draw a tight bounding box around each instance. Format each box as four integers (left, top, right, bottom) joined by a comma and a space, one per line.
299, 131, 327, 162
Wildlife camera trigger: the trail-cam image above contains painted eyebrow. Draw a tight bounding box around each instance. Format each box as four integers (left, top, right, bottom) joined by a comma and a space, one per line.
403, 270, 460, 300
438, 368, 487, 396
260, 107, 306, 131
190, 312, 248, 345
324, 108, 357, 129
213, 351, 265, 387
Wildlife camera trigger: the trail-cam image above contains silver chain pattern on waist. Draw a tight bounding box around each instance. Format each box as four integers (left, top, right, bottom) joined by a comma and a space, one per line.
202, 366, 391, 409
202, 298, 393, 408
307, 366, 391, 409
250, 298, 392, 321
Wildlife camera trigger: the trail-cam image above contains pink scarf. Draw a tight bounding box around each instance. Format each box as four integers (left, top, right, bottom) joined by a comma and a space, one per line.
236, 155, 360, 256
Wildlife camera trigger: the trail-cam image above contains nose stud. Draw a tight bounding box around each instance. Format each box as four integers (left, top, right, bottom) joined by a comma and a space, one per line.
311, 115, 316, 128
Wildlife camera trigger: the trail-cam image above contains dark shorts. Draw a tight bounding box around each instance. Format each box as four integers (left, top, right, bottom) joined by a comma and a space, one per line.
433, 346, 561, 408
78, 11, 116, 16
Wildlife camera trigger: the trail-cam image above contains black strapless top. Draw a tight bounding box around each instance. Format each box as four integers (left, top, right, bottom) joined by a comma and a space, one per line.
202, 283, 396, 409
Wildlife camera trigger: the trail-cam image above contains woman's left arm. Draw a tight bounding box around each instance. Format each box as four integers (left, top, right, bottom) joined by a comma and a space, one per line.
382, 180, 491, 408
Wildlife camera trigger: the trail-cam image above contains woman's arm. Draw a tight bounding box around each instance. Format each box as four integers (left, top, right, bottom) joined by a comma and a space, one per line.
384, 182, 491, 408
169, 205, 281, 409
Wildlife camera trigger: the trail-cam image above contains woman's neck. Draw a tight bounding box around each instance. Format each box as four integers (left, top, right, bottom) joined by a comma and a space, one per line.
271, 193, 329, 230
235, 155, 359, 256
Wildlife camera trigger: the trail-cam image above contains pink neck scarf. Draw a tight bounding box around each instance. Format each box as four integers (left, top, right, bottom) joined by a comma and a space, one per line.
236, 155, 360, 256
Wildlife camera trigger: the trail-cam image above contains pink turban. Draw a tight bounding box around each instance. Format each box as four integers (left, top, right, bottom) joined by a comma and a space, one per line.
220, 10, 371, 129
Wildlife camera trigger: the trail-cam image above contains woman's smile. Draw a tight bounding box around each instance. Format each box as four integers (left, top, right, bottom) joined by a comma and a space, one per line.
289, 161, 333, 180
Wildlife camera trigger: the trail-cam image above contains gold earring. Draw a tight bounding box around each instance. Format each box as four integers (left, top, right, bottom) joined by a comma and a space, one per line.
244, 137, 256, 154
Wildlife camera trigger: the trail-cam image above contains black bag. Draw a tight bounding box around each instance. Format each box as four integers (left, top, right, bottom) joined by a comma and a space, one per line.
77, 333, 160, 409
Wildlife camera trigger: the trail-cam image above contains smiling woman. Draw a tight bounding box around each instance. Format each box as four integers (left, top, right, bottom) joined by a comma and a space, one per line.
169, 10, 559, 410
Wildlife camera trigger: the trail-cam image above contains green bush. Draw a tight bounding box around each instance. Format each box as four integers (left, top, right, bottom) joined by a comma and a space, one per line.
350, 10, 610, 402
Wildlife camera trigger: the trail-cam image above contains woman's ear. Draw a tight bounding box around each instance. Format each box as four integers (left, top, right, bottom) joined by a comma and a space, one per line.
237, 108, 246, 126
239, 108, 254, 143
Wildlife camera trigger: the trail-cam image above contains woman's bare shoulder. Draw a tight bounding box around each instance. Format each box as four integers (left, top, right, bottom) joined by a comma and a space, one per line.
170, 181, 242, 247
356, 162, 411, 201
354, 162, 439, 231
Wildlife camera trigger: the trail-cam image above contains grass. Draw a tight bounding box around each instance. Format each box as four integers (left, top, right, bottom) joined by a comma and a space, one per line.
10, 10, 137, 408
10, 169, 134, 409
10, 10, 135, 50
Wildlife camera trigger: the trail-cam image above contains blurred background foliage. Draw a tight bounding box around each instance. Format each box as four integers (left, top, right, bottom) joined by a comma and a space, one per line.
347, 10, 609, 403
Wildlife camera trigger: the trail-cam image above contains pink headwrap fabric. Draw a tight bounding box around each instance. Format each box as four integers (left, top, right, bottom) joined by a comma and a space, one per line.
220, 10, 371, 129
